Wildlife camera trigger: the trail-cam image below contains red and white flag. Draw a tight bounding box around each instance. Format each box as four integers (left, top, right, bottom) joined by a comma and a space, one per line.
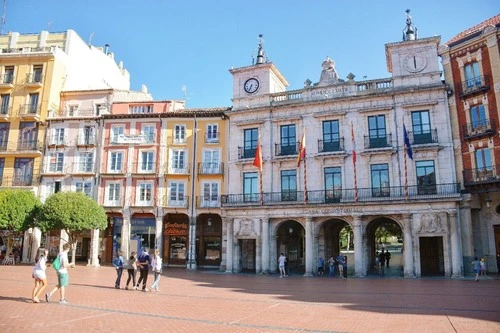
297, 130, 306, 167
253, 138, 263, 172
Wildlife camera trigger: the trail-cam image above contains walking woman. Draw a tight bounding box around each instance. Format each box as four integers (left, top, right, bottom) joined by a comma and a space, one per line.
150, 249, 162, 292
125, 251, 138, 290
32, 248, 49, 303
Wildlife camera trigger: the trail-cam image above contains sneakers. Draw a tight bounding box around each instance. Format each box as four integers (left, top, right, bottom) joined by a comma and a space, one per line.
59, 299, 69, 304
142, 288, 149, 292
125, 286, 128, 290
133, 286, 138, 290
115, 285, 120, 289
45, 293, 51, 303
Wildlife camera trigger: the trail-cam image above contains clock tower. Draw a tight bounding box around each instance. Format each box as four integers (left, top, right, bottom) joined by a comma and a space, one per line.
229, 35, 288, 110
385, 10, 441, 86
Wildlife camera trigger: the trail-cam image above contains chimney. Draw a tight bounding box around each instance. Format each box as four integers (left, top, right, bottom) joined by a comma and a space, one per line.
104, 43, 110, 54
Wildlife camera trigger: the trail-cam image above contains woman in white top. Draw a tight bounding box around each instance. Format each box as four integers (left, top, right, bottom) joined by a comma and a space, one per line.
150, 249, 163, 292
32, 248, 49, 303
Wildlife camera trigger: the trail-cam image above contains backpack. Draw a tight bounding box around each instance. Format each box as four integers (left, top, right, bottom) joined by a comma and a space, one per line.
52, 256, 61, 270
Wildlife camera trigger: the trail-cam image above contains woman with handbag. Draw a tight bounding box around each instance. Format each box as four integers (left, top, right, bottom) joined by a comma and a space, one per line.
150, 249, 162, 292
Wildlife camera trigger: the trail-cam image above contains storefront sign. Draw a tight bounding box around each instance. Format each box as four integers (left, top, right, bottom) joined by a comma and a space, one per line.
164, 222, 188, 236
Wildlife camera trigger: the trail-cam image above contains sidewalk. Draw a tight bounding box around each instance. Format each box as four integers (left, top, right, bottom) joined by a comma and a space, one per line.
0, 264, 499, 333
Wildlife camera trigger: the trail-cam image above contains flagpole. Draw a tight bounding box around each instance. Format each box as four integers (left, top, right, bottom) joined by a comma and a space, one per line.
303, 154, 308, 203
404, 142, 408, 200
351, 122, 358, 202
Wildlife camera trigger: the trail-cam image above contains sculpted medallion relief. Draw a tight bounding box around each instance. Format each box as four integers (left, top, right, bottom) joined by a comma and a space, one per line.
417, 213, 444, 233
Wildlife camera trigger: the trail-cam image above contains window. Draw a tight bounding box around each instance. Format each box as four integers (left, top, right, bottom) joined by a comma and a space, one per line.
18, 122, 37, 150
68, 105, 79, 117
13, 158, 34, 186
174, 124, 186, 143
169, 181, 185, 206
141, 125, 155, 143
107, 183, 121, 205
280, 124, 296, 155
45, 181, 61, 200
243, 172, 258, 202
207, 124, 219, 142
475, 148, 493, 181
109, 152, 123, 172
75, 181, 92, 196
243, 128, 258, 159
95, 103, 106, 115
52, 128, 65, 145
28, 93, 39, 114
78, 152, 94, 172
129, 105, 152, 114
470, 104, 487, 130
371, 164, 389, 197
82, 126, 95, 145
140, 151, 154, 172
411, 111, 432, 144
32, 65, 43, 83
172, 150, 186, 172
0, 123, 9, 150
202, 149, 220, 174
324, 166, 342, 203
137, 183, 153, 205
0, 158, 4, 184
110, 126, 124, 143
1, 94, 10, 114
322, 120, 341, 152
416, 160, 436, 194
368, 115, 387, 148
48, 152, 64, 172
464, 62, 481, 89
281, 170, 297, 201
3, 66, 14, 84
202, 182, 219, 207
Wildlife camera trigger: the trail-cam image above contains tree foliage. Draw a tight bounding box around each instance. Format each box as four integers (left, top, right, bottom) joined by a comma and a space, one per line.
0, 189, 40, 256
39, 192, 107, 264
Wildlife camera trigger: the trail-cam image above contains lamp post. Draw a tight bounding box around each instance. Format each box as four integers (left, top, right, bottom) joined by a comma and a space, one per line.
27, 227, 33, 263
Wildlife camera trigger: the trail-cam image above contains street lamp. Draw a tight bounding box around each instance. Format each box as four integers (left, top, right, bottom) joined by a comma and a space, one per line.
27, 228, 33, 263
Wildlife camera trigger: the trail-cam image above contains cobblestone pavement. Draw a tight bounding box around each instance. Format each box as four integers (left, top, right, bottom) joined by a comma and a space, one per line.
0, 264, 499, 333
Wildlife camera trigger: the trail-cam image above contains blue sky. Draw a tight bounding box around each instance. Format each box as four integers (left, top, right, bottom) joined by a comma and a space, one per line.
6, 1, 498, 108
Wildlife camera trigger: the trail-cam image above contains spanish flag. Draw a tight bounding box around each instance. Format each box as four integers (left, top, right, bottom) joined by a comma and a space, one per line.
253, 138, 263, 172
297, 130, 306, 167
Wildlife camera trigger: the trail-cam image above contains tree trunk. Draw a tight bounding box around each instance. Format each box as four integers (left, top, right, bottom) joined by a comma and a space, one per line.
70, 240, 78, 267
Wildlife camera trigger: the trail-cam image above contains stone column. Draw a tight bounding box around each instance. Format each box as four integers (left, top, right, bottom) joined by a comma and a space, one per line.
460, 203, 474, 260
402, 214, 415, 278
121, 217, 130, 258
88, 229, 100, 266
271, 235, 278, 273
449, 209, 463, 278
155, 216, 163, 255
353, 214, 364, 277
225, 218, 233, 273
261, 218, 270, 274
304, 216, 313, 276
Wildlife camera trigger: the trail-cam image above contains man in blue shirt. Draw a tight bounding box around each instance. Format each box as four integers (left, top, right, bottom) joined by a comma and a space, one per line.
136, 248, 151, 291
113, 250, 124, 289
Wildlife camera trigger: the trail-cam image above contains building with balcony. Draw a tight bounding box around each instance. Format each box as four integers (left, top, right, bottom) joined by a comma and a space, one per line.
99, 100, 229, 269
223, 16, 462, 277
439, 14, 500, 273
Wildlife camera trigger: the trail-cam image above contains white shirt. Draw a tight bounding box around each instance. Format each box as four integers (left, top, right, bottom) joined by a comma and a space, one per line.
57, 251, 69, 274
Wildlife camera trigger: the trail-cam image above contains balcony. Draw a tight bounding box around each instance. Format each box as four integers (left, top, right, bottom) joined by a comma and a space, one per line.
163, 195, 189, 208
76, 134, 97, 146
407, 129, 438, 145
101, 165, 127, 176
42, 164, 65, 176
463, 165, 500, 186
69, 162, 95, 175
131, 162, 157, 176
462, 119, 495, 140
166, 164, 190, 175
0, 140, 42, 154
16, 140, 43, 152
47, 137, 69, 148
50, 107, 98, 118
458, 75, 490, 98
0, 175, 39, 187
198, 162, 224, 175
238, 146, 257, 159
196, 195, 221, 208
205, 132, 220, 143
364, 133, 392, 149
0, 73, 14, 87
18, 104, 41, 121
221, 183, 461, 207
25, 73, 43, 87
318, 138, 344, 153
275, 142, 299, 157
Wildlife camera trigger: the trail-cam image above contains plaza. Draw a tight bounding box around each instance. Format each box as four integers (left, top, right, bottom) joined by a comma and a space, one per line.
1, 264, 499, 332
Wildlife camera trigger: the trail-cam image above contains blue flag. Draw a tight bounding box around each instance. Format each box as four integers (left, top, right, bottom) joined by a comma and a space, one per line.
403, 124, 413, 159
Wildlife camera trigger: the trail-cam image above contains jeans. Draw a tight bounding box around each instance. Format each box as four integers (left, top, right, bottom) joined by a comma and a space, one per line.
136, 268, 148, 290
151, 271, 161, 290
126, 269, 136, 287
329, 265, 335, 277
115, 267, 123, 287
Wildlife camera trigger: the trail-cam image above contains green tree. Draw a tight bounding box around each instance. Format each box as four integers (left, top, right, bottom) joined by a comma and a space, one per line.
0, 189, 40, 258
39, 192, 107, 265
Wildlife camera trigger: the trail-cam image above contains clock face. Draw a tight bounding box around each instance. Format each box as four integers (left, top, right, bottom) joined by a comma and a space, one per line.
403, 53, 427, 73
244, 78, 259, 93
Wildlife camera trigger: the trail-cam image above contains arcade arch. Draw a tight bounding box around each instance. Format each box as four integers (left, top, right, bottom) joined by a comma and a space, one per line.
365, 217, 403, 276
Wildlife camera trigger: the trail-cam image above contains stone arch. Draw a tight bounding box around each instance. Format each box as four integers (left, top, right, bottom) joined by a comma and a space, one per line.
274, 219, 305, 275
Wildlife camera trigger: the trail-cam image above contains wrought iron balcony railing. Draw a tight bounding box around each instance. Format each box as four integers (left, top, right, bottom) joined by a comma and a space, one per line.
221, 183, 461, 207
275, 142, 299, 156
196, 195, 221, 208
25, 72, 44, 85
407, 129, 438, 145
17, 140, 43, 151
205, 132, 219, 143
462, 119, 496, 140
131, 162, 157, 174
364, 133, 392, 149
458, 75, 490, 98
163, 196, 189, 208
318, 138, 344, 153
18, 104, 41, 116
238, 146, 257, 159
463, 165, 500, 186
0, 73, 14, 84
198, 162, 224, 175
0, 175, 39, 187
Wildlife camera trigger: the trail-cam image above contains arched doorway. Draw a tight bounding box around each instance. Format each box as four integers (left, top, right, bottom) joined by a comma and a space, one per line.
366, 217, 403, 277
320, 219, 353, 277
276, 220, 305, 275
